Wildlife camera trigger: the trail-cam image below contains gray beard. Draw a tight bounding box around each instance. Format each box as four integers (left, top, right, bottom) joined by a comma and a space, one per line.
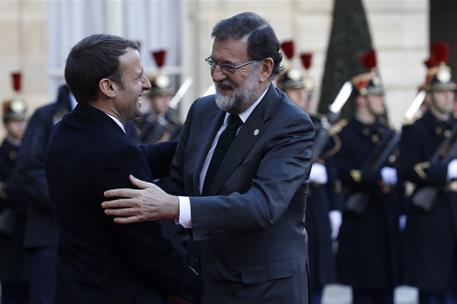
215, 72, 262, 113
215, 90, 244, 112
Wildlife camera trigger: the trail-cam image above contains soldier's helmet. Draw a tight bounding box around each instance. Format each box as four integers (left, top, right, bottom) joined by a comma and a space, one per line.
276, 40, 315, 93
351, 50, 384, 96
2, 98, 27, 123
3, 71, 27, 123
146, 75, 172, 98
425, 42, 456, 92
146, 49, 173, 98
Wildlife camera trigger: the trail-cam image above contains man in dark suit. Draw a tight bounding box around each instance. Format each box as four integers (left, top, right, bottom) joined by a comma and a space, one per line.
45, 34, 200, 304
103, 12, 314, 304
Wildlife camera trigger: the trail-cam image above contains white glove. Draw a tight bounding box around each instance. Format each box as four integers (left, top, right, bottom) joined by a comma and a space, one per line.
381, 167, 398, 186
309, 163, 328, 184
329, 210, 342, 240
399, 215, 407, 231
447, 159, 457, 181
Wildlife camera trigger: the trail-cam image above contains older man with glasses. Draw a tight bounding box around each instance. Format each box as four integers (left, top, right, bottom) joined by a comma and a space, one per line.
103, 12, 315, 304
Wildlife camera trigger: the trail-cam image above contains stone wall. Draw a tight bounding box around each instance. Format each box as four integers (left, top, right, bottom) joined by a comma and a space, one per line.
0, 0, 48, 112
0, 0, 428, 139
368, 0, 428, 127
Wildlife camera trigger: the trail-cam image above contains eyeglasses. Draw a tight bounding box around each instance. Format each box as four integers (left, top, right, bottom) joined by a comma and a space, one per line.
205, 56, 257, 74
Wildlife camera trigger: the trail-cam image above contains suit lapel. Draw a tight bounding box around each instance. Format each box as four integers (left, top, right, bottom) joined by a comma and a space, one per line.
208, 84, 279, 195
192, 107, 225, 194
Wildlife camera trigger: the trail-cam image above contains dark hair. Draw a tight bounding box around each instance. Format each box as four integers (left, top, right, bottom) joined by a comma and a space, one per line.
211, 12, 283, 79
64, 34, 138, 104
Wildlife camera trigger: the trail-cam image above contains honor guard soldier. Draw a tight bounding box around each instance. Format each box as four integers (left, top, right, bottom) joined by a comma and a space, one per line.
400, 42, 457, 304
277, 42, 339, 304
136, 49, 182, 144
10, 84, 76, 304
0, 72, 29, 304
334, 50, 401, 304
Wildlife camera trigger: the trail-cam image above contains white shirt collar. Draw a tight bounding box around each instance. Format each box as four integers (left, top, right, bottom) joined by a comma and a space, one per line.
224, 86, 269, 123
105, 114, 126, 133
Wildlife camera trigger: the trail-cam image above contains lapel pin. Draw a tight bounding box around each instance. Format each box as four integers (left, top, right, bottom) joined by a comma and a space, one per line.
253, 129, 260, 136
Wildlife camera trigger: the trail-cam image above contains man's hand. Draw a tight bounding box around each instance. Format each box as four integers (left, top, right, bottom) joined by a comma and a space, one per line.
102, 175, 179, 224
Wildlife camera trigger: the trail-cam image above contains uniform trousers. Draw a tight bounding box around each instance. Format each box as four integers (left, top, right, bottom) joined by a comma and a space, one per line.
419, 263, 457, 304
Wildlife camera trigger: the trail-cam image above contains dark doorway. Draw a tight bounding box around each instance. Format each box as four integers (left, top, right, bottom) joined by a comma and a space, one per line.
430, 0, 457, 81
318, 0, 372, 117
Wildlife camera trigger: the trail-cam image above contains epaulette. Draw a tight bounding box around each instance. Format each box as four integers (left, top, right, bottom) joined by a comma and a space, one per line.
313, 113, 325, 120
414, 162, 430, 180
330, 118, 348, 135
320, 132, 342, 159
319, 119, 346, 159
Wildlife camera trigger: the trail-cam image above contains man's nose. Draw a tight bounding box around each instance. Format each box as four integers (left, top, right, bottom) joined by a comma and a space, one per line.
142, 75, 151, 90
211, 65, 227, 82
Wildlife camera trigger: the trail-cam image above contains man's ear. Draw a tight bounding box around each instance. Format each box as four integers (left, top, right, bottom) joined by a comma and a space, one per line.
259, 57, 274, 82
99, 78, 116, 98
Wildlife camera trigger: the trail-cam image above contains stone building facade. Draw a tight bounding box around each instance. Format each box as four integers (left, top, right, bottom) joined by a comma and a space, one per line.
0, 0, 428, 137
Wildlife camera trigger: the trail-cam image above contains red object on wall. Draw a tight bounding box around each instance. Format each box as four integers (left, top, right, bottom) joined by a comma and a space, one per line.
152, 49, 166, 68
300, 52, 313, 70
430, 41, 449, 63
11, 72, 22, 92
280, 41, 295, 60
360, 50, 377, 70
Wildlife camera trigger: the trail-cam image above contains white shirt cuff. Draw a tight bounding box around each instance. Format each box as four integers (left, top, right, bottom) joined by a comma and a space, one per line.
178, 196, 192, 228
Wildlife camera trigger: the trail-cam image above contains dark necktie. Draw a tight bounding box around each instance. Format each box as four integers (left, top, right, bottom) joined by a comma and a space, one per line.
203, 114, 243, 195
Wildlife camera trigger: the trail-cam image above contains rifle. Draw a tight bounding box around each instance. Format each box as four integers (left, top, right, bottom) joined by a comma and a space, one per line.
169, 78, 193, 110
312, 81, 353, 161
345, 132, 401, 213
345, 91, 427, 214
411, 122, 457, 210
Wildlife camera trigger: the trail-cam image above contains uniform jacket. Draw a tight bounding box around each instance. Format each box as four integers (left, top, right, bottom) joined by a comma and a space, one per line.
0, 139, 27, 281
335, 117, 402, 289
136, 109, 182, 144
10, 85, 72, 248
399, 110, 457, 291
